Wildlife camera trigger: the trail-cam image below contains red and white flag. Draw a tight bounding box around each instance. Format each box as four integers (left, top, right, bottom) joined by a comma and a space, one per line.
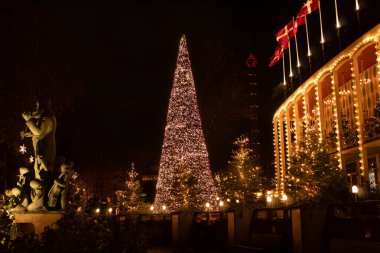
276, 21, 296, 49
297, 0, 319, 18
269, 46, 283, 67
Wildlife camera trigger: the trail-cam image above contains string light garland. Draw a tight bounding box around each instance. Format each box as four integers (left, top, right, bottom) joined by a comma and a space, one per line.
116, 163, 146, 212
216, 136, 263, 204
154, 35, 217, 213
274, 25, 380, 193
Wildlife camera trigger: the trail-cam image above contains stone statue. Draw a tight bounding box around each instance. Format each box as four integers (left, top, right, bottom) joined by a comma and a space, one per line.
48, 160, 73, 209
4, 188, 27, 212
34, 155, 49, 181
21, 100, 56, 172
27, 179, 45, 211
4, 167, 31, 212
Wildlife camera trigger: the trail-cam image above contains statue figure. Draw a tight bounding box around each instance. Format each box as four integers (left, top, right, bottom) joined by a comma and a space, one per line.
34, 155, 49, 181
48, 160, 73, 209
4, 188, 27, 212
21, 100, 56, 172
27, 179, 45, 211
4, 167, 31, 211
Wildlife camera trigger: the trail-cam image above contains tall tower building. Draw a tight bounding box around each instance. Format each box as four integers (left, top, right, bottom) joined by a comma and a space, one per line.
246, 53, 261, 162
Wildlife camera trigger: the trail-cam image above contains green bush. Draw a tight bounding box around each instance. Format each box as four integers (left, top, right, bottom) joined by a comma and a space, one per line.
0, 212, 147, 253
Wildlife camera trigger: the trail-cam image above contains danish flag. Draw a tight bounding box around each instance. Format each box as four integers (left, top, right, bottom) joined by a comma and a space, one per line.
275, 21, 296, 49
269, 46, 283, 67
297, 0, 319, 19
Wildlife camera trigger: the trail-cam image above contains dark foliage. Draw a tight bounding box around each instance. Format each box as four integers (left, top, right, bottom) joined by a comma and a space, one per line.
0, 211, 147, 253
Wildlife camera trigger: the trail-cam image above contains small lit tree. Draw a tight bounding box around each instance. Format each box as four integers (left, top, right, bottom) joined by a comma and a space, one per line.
286, 122, 349, 207
117, 163, 146, 212
218, 135, 263, 205
68, 169, 87, 211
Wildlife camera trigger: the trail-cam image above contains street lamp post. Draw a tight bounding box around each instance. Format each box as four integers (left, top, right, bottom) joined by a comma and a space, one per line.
352, 185, 359, 202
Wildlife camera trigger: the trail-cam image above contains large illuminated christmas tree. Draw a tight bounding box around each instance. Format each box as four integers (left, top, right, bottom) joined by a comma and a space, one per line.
154, 35, 218, 213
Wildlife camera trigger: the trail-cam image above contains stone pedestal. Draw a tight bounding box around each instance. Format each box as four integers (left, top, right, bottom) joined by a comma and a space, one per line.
13, 211, 64, 234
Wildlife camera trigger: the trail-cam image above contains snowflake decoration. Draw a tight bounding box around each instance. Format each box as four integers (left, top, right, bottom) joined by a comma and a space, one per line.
19, 144, 27, 154
29, 155, 34, 163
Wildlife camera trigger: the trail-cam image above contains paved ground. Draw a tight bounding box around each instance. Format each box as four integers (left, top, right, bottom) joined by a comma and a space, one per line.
148, 247, 224, 253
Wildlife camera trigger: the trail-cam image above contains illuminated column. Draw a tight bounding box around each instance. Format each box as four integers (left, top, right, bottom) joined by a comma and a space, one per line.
352, 55, 367, 183
279, 114, 287, 193
332, 71, 344, 169
294, 99, 302, 143
273, 119, 281, 192
286, 107, 293, 158
301, 94, 307, 133
376, 38, 380, 97
304, 90, 311, 125
376, 37, 380, 188
316, 82, 325, 141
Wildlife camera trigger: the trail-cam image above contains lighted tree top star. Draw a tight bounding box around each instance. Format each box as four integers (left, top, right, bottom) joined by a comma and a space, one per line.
154, 35, 218, 213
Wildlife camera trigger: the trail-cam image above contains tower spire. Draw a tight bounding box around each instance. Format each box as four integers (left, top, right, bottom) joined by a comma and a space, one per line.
246, 52, 261, 162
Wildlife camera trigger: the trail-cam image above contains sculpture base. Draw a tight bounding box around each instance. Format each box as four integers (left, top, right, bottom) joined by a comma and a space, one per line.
12, 211, 64, 234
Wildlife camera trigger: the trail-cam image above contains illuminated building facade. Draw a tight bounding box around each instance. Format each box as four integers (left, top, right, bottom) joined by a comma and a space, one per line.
273, 24, 380, 197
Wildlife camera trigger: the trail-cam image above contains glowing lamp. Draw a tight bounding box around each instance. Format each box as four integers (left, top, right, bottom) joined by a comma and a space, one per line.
352, 185, 358, 202
266, 196, 272, 203
352, 185, 358, 193
95, 208, 100, 214
281, 194, 287, 201
219, 201, 224, 207
162, 205, 166, 211
205, 202, 210, 208
150, 205, 154, 211
108, 207, 113, 214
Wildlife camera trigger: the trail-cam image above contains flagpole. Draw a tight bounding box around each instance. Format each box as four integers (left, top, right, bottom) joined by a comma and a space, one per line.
318, 0, 325, 62
305, 15, 312, 74
355, 0, 362, 34
293, 17, 302, 85
334, 0, 342, 50
282, 48, 287, 99
288, 41, 294, 92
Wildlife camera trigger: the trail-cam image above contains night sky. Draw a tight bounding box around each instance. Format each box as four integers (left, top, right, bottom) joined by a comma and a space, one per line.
1, 1, 379, 194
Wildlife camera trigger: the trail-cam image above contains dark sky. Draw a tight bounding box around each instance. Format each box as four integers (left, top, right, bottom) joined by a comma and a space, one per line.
1, 1, 379, 192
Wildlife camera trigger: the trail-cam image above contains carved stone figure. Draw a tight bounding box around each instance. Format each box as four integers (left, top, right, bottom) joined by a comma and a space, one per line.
48, 160, 73, 209
34, 155, 49, 181
4, 188, 27, 212
27, 180, 45, 211
4, 167, 31, 212
21, 100, 56, 171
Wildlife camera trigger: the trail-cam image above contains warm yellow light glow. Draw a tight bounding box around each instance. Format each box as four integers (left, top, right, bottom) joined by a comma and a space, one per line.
205, 202, 210, 208
355, 0, 360, 11
266, 196, 272, 203
281, 194, 287, 201
95, 208, 100, 214
352, 185, 358, 193
154, 35, 217, 213
219, 201, 224, 207
273, 25, 380, 194
150, 205, 154, 211
108, 207, 113, 214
